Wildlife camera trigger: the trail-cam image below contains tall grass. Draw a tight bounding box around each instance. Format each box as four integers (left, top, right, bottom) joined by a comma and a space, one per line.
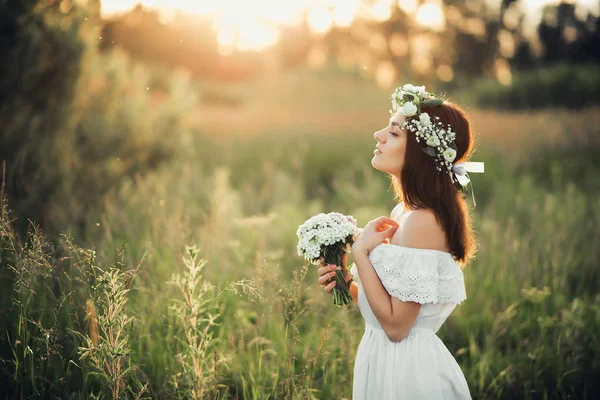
168, 245, 222, 399
1, 65, 599, 398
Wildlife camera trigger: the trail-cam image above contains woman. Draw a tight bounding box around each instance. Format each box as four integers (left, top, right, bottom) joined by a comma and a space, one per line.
317, 84, 484, 399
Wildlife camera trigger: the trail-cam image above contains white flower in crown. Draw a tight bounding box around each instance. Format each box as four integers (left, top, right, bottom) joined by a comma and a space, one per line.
443, 148, 457, 162
414, 85, 429, 97
399, 102, 418, 117
400, 90, 420, 105
426, 136, 440, 147
391, 83, 461, 173
402, 84, 427, 96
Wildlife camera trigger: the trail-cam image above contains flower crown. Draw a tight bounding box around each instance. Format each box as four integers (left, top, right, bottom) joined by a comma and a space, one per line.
390, 83, 486, 207
390, 84, 457, 175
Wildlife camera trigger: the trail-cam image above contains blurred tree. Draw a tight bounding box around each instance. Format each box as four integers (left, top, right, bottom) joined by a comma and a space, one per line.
101, 5, 267, 81
83, 0, 600, 90
0, 0, 93, 234
274, 21, 312, 70
537, 2, 600, 64
0, 0, 197, 237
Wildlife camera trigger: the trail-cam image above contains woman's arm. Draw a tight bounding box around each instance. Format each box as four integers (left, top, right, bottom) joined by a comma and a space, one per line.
352, 250, 420, 341
353, 210, 445, 342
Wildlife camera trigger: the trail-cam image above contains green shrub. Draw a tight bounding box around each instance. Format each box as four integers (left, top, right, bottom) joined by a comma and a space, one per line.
466, 63, 600, 109
0, 1, 197, 237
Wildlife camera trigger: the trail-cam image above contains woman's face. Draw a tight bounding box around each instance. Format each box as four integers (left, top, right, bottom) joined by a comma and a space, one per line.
371, 109, 407, 178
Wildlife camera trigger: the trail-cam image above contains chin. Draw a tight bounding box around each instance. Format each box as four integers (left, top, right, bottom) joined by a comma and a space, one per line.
371, 156, 386, 172
372, 156, 400, 175
371, 156, 382, 171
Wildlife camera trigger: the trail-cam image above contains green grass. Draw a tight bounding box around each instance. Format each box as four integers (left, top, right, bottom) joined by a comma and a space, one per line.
1, 68, 599, 399
462, 63, 600, 110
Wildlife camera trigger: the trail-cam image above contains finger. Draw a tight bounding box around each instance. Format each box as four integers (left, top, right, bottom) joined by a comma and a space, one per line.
376, 221, 395, 230
379, 225, 398, 239
377, 224, 396, 234
324, 280, 336, 294
317, 265, 341, 277
318, 271, 337, 285
320, 257, 325, 267
376, 217, 399, 227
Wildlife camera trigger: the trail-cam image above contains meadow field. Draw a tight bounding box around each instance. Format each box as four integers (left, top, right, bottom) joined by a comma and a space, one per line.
1, 68, 600, 399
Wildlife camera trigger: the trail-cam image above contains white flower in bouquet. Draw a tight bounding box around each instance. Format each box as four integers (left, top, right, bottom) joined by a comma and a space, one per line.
296, 212, 359, 306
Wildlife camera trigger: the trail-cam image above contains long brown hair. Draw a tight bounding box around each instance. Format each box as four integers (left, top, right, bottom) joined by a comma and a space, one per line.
392, 101, 477, 266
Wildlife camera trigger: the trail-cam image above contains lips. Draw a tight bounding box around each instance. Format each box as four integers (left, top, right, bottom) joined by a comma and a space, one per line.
374, 148, 382, 155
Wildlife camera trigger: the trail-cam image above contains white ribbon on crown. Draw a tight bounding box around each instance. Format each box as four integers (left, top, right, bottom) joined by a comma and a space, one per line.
450, 161, 485, 207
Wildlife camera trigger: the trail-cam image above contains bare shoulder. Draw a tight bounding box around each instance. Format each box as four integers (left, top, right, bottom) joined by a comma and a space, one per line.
390, 208, 448, 251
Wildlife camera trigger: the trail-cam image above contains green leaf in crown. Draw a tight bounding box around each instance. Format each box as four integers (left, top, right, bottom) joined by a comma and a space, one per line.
421, 99, 444, 108
422, 147, 437, 157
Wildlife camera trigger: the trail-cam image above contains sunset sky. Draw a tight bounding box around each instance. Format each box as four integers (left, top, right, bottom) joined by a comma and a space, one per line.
99, 0, 599, 51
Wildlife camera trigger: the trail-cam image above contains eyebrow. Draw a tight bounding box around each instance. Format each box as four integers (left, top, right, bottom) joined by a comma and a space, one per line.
390, 121, 400, 127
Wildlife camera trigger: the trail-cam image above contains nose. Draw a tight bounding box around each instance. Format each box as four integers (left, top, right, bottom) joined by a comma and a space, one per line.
373, 128, 385, 143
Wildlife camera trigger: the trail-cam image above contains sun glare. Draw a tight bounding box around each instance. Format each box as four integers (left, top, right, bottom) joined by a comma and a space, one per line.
415, 3, 446, 32
100, 0, 406, 50
368, 0, 394, 22
100, 0, 595, 51
398, 0, 418, 15
332, 0, 360, 28
308, 6, 334, 34
101, 0, 308, 50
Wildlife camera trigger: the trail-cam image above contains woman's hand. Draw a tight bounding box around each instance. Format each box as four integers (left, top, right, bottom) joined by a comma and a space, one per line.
352, 217, 399, 256
317, 253, 348, 295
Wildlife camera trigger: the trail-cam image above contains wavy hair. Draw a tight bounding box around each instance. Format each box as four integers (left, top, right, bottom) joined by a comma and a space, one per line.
392, 101, 478, 266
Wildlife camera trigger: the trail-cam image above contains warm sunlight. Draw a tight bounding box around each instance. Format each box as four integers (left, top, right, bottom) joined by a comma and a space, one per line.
100, 0, 394, 49
398, 0, 418, 15
101, 0, 309, 51
100, 0, 599, 50
332, 0, 360, 28
307, 6, 334, 35
415, 3, 446, 32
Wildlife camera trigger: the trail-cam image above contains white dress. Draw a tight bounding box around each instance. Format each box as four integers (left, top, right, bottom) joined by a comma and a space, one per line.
349, 244, 472, 400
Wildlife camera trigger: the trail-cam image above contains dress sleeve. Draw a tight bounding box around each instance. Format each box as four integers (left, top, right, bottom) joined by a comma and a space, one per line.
367, 245, 466, 305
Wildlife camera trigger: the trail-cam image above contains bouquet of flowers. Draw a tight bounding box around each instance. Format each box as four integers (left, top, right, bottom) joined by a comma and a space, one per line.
296, 212, 360, 306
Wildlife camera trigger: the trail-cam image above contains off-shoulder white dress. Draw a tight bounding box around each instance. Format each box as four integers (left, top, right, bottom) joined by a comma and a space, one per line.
349, 244, 471, 399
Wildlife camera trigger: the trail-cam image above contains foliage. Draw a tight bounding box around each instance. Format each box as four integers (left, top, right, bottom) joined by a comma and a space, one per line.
0, 0, 197, 237
466, 63, 600, 109
0, 4, 599, 395
2, 100, 599, 397
75, 247, 148, 399
168, 246, 223, 399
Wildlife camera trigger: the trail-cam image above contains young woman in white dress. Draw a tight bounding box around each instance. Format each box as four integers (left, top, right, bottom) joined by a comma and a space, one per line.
317, 84, 484, 399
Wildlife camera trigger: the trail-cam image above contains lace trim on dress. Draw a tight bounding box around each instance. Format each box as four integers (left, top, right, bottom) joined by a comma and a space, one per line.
357, 244, 467, 305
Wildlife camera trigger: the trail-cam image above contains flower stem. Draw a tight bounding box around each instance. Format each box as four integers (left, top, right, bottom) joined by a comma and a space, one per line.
322, 244, 352, 306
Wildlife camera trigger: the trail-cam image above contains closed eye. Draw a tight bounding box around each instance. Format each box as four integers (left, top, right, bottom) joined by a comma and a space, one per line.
389, 131, 398, 137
